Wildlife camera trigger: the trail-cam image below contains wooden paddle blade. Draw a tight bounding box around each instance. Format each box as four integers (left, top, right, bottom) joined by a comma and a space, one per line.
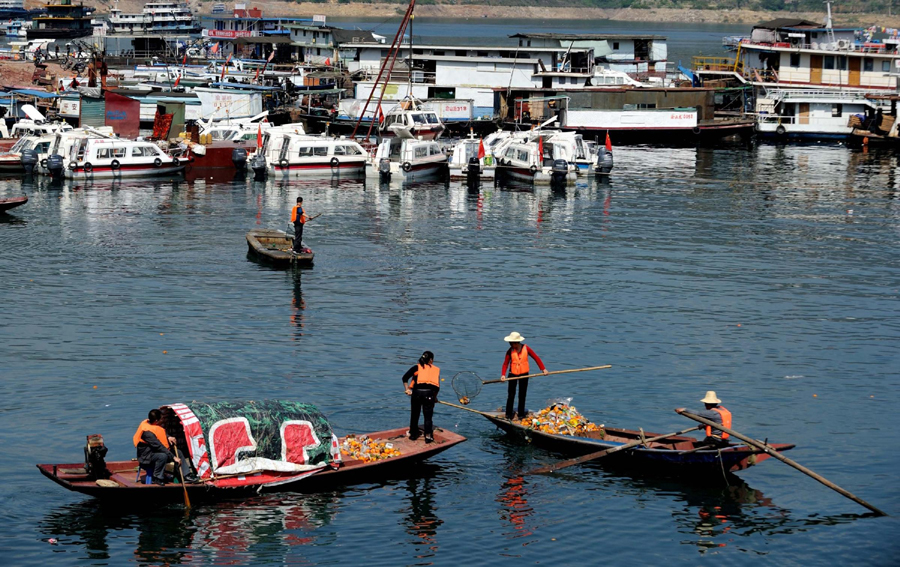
524, 426, 702, 475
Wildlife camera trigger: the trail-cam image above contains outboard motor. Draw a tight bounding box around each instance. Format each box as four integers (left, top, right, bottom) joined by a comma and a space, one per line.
596, 148, 614, 175
466, 156, 481, 187
46, 154, 65, 179
83, 434, 109, 480
232, 147, 248, 171
551, 159, 568, 182
21, 149, 38, 175
250, 153, 267, 180
378, 158, 391, 182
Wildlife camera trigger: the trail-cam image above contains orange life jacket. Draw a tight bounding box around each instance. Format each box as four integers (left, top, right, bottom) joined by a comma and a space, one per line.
705, 406, 732, 440
133, 420, 169, 448
291, 204, 308, 224
510, 345, 530, 375
415, 363, 440, 387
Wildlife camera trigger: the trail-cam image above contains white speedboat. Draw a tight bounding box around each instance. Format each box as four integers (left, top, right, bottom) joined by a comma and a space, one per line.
66, 137, 184, 179
255, 127, 368, 178
448, 129, 510, 182
381, 97, 445, 140
367, 137, 447, 182
494, 132, 577, 185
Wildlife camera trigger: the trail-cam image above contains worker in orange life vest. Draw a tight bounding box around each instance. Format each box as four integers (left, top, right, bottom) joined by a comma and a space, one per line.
402, 351, 440, 443
290, 196, 308, 253
500, 332, 548, 420
676, 391, 732, 448
134, 409, 181, 486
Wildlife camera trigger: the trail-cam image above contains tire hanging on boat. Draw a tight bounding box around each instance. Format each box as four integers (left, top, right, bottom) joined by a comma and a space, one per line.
402, 162, 412, 172
83, 162, 93, 173
154, 158, 162, 167
330, 157, 339, 168
110, 159, 120, 170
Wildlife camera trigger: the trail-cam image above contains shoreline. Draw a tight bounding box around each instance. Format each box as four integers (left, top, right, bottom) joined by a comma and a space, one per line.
35, 1, 900, 27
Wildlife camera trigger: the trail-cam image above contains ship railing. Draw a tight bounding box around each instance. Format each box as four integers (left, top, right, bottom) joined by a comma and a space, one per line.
739, 39, 900, 55
692, 56, 743, 74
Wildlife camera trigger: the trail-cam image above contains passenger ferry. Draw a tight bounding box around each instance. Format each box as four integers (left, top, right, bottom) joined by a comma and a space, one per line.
755, 89, 887, 140
257, 126, 368, 178
367, 138, 448, 182
107, 0, 201, 36
66, 137, 185, 179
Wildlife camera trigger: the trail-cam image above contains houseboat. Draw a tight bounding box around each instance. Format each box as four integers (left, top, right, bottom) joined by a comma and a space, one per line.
27, 0, 93, 40
367, 137, 447, 183
257, 127, 367, 178
66, 137, 185, 179
755, 89, 885, 140
107, 0, 200, 36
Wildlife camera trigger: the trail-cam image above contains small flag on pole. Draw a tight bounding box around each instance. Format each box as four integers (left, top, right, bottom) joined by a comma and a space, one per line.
220, 53, 232, 82
377, 104, 385, 125
477, 139, 486, 160
605, 131, 612, 151
257, 123, 262, 150
538, 136, 544, 159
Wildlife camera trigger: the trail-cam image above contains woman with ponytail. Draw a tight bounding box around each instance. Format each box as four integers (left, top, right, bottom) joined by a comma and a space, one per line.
401, 351, 440, 443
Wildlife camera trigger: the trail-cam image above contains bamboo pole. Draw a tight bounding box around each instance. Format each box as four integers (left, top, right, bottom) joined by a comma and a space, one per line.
677, 410, 887, 516
482, 365, 611, 385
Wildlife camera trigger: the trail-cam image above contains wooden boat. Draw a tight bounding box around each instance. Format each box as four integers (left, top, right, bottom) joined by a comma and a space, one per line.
37, 400, 466, 504
38, 427, 465, 504
246, 228, 314, 267
478, 410, 794, 475
0, 195, 26, 212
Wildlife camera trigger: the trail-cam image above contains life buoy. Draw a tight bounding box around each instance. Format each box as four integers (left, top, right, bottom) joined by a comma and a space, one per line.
692, 127, 701, 135
111, 159, 120, 170
84, 162, 93, 172
40, 158, 48, 168
154, 158, 162, 167
330, 157, 339, 168
402, 162, 412, 172
776, 125, 786, 136
172, 158, 180, 167
530, 165, 538, 173
68, 161, 77, 170
279, 159, 289, 168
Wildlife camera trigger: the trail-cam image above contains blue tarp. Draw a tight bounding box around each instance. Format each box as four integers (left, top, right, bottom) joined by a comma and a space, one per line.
11, 89, 60, 99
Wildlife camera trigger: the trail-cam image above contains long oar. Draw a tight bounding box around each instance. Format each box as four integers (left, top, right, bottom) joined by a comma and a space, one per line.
483, 365, 612, 385
524, 426, 703, 475
677, 410, 887, 516
437, 400, 493, 416
173, 446, 191, 509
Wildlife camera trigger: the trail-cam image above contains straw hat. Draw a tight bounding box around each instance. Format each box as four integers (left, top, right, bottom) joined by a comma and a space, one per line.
503, 331, 525, 343
700, 391, 721, 404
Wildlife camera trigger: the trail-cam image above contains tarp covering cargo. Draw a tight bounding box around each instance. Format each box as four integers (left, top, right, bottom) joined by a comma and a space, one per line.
162, 400, 341, 479
105, 91, 141, 139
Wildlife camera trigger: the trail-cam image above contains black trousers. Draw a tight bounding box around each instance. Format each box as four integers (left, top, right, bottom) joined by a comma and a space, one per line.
505, 373, 528, 419
293, 222, 304, 251
410, 388, 437, 438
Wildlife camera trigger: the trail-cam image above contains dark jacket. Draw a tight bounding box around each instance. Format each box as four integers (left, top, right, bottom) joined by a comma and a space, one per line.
136, 430, 174, 464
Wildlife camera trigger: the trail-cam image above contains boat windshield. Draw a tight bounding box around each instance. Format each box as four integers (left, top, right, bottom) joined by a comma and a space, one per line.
425, 113, 440, 124
10, 138, 31, 152
411, 114, 426, 124
209, 130, 237, 141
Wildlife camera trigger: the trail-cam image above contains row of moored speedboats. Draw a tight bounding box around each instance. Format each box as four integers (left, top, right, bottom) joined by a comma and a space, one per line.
0, 100, 614, 184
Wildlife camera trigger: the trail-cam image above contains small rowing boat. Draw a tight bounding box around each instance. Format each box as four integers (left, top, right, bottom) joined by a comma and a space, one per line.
0, 195, 27, 212
37, 400, 466, 504
478, 410, 794, 475
246, 228, 314, 267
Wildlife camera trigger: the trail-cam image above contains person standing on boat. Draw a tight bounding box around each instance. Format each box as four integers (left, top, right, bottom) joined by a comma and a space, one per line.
676, 391, 732, 448
403, 351, 440, 443
500, 332, 548, 421
290, 197, 307, 253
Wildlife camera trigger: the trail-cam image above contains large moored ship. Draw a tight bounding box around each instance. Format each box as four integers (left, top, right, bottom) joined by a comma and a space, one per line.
107, 0, 200, 35
0, 0, 28, 19
27, 0, 93, 40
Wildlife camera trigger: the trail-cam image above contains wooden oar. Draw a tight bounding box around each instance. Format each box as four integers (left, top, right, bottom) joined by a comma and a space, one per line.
173, 446, 191, 509
438, 400, 494, 416
524, 426, 703, 475
483, 365, 612, 385
677, 410, 888, 516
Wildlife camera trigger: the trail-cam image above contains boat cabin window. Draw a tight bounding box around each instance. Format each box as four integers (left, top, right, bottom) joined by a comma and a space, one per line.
298, 146, 313, 157
411, 114, 426, 125
429, 145, 441, 156
313, 147, 328, 157
414, 146, 428, 158
790, 53, 801, 67
10, 138, 30, 152
210, 130, 236, 141
35, 141, 50, 155
425, 113, 440, 124
97, 148, 111, 159
344, 145, 363, 156
504, 147, 517, 159
832, 104, 843, 117
517, 149, 529, 162
333, 145, 346, 156
864, 58, 874, 72
239, 133, 257, 142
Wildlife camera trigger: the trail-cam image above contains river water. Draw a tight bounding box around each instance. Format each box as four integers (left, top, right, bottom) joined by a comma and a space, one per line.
2, 17, 900, 567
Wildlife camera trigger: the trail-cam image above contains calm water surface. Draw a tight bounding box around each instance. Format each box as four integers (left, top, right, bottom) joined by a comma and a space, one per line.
1, 141, 898, 566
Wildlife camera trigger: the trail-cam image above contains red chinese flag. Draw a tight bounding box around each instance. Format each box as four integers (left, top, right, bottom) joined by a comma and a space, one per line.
377, 104, 385, 125
605, 131, 612, 151
324, 57, 331, 66
182, 53, 187, 66
257, 123, 262, 150
173, 74, 181, 88
210, 42, 219, 55
220, 53, 232, 82
477, 139, 485, 159
538, 136, 544, 158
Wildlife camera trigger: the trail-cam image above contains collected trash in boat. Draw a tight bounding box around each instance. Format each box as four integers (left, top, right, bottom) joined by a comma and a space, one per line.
515, 401, 605, 437
340, 434, 402, 463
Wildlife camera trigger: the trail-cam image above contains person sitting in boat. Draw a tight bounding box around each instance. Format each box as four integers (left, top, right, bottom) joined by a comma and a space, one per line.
500, 332, 548, 421
134, 409, 198, 485
403, 351, 440, 443
290, 197, 308, 253
676, 391, 732, 448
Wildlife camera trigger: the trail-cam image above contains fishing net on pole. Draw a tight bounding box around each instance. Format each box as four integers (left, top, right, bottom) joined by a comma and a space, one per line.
451, 371, 483, 405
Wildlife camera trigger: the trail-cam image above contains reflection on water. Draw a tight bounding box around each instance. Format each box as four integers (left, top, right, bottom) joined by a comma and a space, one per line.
400, 474, 444, 562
